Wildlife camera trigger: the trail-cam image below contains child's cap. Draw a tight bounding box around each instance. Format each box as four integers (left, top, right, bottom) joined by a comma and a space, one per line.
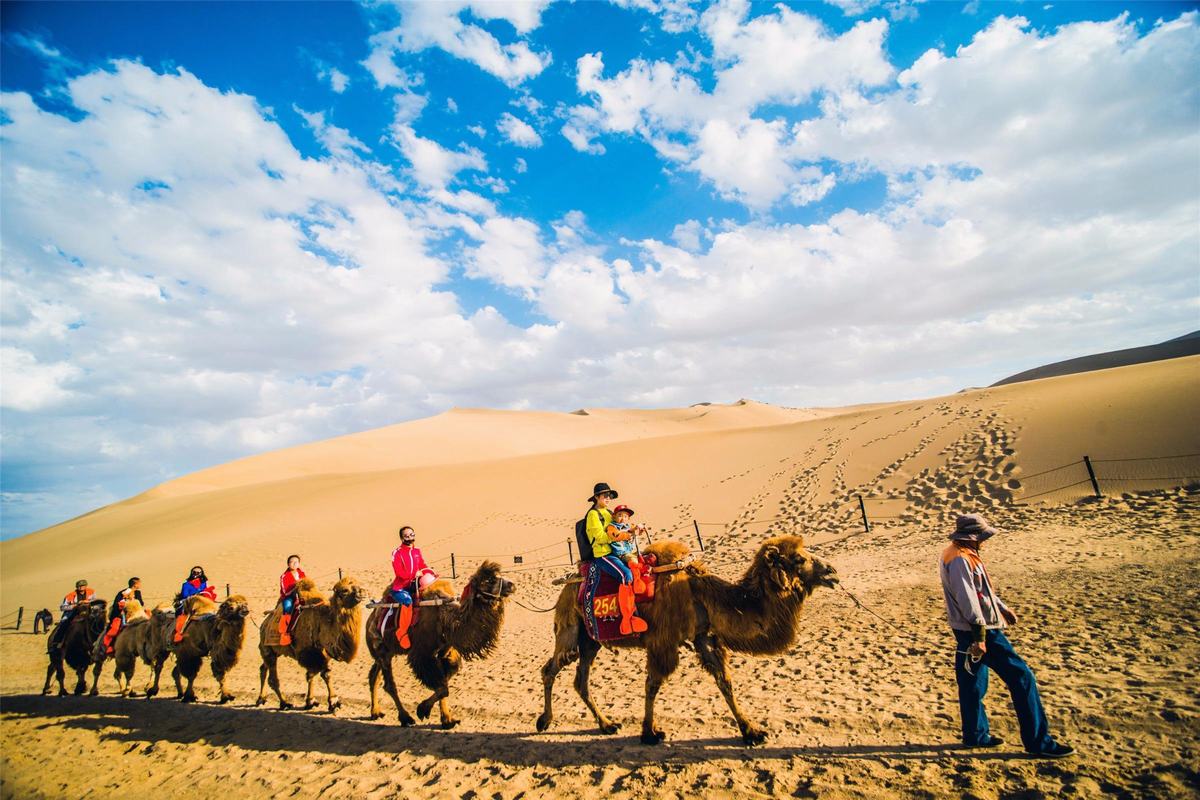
612, 504, 635, 517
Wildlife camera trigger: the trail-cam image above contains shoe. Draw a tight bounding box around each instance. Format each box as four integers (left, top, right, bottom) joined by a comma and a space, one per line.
968, 736, 1004, 748
1027, 742, 1075, 758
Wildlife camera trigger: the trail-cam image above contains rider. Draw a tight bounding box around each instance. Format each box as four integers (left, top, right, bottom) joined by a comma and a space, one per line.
389, 526, 431, 649
100, 577, 143, 656
50, 579, 96, 651
277, 555, 305, 646
586, 483, 648, 635
173, 566, 217, 643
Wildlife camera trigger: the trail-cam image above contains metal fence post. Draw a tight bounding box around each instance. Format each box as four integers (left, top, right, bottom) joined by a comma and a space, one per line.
16, 607, 23, 631
693, 520, 705, 552
451, 553, 457, 580
338, 567, 343, 580
567, 540, 574, 564
857, 495, 870, 533
1083, 455, 1102, 498
225, 583, 231, 598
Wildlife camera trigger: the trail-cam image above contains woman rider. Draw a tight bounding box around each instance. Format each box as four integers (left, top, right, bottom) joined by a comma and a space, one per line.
173, 566, 217, 642
585, 483, 647, 635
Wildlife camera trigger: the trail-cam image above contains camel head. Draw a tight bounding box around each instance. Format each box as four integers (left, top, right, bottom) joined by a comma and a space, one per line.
83, 599, 109, 626
467, 561, 515, 604
330, 576, 367, 609
755, 535, 839, 595
217, 595, 251, 621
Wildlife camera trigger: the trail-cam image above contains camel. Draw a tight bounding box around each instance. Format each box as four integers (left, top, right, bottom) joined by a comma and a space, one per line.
172, 594, 251, 703
112, 601, 175, 697
365, 561, 515, 728
256, 575, 367, 713
43, 600, 108, 696
536, 535, 839, 745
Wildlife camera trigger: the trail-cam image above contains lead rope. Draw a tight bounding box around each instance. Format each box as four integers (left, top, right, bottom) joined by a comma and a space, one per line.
836, 585, 982, 674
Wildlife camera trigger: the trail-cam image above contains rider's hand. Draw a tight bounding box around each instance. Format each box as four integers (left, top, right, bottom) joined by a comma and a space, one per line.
1001, 607, 1017, 626
967, 641, 986, 660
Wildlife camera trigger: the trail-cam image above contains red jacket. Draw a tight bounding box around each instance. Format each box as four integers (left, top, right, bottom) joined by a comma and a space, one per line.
279, 568, 306, 598
391, 545, 428, 591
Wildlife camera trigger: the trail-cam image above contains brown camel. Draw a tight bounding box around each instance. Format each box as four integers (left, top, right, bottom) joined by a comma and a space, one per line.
536, 535, 839, 745
256, 575, 367, 713
172, 594, 251, 703
365, 561, 515, 727
43, 599, 108, 696
112, 601, 175, 698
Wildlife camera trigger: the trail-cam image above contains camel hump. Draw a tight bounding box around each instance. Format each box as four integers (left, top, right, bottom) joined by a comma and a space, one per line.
123, 599, 148, 619
419, 579, 456, 601
643, 540, 691, 565
185, 595, 219, 615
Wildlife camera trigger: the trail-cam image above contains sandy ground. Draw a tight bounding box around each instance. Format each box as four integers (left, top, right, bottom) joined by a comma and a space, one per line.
2, 357, 1199, 798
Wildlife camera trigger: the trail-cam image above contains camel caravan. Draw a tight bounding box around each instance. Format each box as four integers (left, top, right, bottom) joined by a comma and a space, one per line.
40, 483, 844, 747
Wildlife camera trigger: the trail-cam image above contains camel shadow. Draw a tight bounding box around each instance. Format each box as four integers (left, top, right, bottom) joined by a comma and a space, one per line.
0, 694, 1030, 768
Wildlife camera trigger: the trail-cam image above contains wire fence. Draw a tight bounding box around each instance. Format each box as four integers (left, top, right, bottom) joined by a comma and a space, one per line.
1014, 453, 1200, 505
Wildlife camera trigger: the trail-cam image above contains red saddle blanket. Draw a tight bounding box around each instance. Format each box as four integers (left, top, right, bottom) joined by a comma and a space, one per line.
577, 558, 655, 643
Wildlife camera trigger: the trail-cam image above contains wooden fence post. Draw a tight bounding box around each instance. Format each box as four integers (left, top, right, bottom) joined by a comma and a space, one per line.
1083, 455, 1102, 498
225, 583, 231, 598
451, 553, 457, 580
567, 540, 574, 564
693, 520, 705, 552
15, 607, 23, 631
338, 567, 343, 580
857, 495, 870, 533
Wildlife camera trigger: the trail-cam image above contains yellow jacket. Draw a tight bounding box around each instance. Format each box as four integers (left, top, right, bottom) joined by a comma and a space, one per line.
586, 507, 614, 558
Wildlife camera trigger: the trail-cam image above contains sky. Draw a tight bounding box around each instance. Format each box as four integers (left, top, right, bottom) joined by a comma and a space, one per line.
1, 0, 1197, 539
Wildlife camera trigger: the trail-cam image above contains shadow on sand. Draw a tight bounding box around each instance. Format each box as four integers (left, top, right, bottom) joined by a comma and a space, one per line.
0, 693, 1029, 768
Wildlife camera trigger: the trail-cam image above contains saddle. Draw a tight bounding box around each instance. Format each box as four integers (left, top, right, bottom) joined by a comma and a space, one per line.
577, 557, 656, 643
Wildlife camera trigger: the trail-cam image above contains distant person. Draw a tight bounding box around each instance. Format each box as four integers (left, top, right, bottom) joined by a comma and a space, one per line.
585, 483, 646, 635
277, 555, 306, 646
33, 608, 54, 635
174, 566, 217, 642
388, 526, 434, 649
940, 514, 1074, 758
100, 577, 144, 656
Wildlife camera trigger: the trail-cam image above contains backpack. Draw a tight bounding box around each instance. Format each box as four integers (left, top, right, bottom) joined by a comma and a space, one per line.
575, 508, 601, 562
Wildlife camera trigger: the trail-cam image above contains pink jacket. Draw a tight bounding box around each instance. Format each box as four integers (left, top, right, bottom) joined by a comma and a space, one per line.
391, 545, 428, 591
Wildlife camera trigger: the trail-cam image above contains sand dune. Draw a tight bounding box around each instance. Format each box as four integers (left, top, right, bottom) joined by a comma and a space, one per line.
2, 356, 1198, 798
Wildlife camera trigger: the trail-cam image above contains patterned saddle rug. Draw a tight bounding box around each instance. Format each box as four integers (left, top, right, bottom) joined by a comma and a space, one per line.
576, 558, 655, 643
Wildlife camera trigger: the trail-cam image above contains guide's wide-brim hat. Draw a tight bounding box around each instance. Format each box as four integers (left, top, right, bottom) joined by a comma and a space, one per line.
587, 482, 618, 502
949, 513, 1000, 542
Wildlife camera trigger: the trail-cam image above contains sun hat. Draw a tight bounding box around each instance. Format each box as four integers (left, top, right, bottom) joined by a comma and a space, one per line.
949, 513, 1000, 542
76, 579, 88, 588
587, 482, 618, 502
612, 504, 635, 517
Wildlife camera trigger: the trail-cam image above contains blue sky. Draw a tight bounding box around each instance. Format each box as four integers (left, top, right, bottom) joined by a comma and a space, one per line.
2, 0, 1198, 538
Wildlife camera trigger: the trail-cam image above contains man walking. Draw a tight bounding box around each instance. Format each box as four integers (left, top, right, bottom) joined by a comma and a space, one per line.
940, 514, 1074, 758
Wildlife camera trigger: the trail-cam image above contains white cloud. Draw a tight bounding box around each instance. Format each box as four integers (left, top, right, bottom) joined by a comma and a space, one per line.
364, 1, 553, 87
610, 0, 701, 32
316, 63, 350, 93
446, 97, 458, 113
566, 2, 892, 207
0, 347, 82, 411
294, 106, 370, 158
670, 219, 704, 251
467, 124, 487, 138
466, 216, 547, 293
514, 157, 528, 173
496, 112, 543, 147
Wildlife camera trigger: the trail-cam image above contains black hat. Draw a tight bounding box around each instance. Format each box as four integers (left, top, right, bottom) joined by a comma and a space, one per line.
75, 579, 88, 588
587, 482, 618, 502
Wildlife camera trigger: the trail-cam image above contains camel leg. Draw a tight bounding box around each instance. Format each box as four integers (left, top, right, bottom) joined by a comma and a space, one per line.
42, 660, 57, 696
257, 652, 292, 709
573, 633, 619, 735
694, 634, 766, 745
368, 661, 384, 718
641, 645, 680, 745
373, 657, 415, 726
304, 669, 320, 709
114, 662, 128, 697
73, 666, 88, 696
89, 659, 104, 696
213, 662, 234, 704
535, 622, 581, 733
145, 653, 166, 698
320, 669, 340, 714
171, 664, 184, 699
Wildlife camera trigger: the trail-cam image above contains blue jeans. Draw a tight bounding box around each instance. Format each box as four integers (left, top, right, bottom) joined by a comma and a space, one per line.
595, 555, 632, 584
953, 628, 1055, 752
390, 588, 413, 605
282, 596, 295, 614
